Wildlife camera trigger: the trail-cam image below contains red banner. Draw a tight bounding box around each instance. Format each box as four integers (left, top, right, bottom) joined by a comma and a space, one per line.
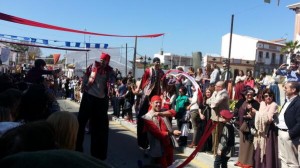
0, 12, 164, 38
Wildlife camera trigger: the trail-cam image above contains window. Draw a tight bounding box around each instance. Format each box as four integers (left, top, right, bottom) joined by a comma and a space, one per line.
258, 51, 263, 62
280, 54, 284, 64
233, 59, 241, 64
271, 53, 276, 64
266, 52, 269, 59
259, 51, 263, 59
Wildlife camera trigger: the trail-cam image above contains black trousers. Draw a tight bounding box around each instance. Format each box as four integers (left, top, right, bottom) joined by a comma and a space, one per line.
214, 154, 230, 168
76, 92, 109, 160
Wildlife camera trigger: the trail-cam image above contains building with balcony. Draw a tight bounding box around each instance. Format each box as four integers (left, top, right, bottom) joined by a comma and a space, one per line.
203, 55, 255, 78
221, 33, 286, 77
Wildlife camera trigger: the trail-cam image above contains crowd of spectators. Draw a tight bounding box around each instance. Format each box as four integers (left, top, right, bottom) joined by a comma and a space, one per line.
1, 56, 300, 168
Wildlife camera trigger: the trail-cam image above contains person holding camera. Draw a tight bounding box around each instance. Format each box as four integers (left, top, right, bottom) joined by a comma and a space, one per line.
25, 59, 61, 85
276, 60, 300, 82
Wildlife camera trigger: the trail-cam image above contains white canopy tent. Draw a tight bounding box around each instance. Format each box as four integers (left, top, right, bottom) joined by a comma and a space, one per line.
64, 48, 132, 77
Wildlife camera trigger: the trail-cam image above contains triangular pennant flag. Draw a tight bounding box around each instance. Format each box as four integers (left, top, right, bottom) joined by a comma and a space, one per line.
0, 34, 4, 37
65, 41, 71, 47
75, 42, 80, 47
104, 44, 108, 49
53, 54, 60, 64
86, 43, 90, 48
95, 43, 100, 48
42, 39, 48, 45
31, 38, 36, 43
11, 35, 17, 38
264, 0, 270, 3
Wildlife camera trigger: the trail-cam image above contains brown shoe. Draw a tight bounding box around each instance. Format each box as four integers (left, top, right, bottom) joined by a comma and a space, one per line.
187, 143, 195, 148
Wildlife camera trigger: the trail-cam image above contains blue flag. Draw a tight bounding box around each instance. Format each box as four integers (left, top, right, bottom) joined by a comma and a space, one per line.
75, 42, 80, 47
95, 43, 100, 48
65, 41, 71, 47
23, 37, 30, 41
104, 44, 108, 49
43, 39, 48, 45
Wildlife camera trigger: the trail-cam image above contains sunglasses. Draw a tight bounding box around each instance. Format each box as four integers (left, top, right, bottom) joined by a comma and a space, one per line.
263, 94, 271, 98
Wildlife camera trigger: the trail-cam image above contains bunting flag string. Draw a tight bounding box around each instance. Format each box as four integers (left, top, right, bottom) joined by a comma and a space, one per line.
0, 33, 109, 49
0, 12, 164, 38
0, 39, 90, 51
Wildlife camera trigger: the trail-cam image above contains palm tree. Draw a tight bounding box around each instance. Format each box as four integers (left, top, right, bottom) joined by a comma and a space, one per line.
280, 40, 300, 62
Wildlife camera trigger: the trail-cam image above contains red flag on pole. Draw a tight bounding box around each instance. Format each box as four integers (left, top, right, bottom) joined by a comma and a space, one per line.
53, 54, 60, 64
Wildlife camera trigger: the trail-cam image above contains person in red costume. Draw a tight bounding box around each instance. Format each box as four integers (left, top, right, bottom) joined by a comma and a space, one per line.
133, 57, 167, 150
76, 52, 116, 160
142, 95, 181, 168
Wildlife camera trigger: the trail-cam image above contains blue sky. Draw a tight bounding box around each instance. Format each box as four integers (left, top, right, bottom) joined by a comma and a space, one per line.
0, 0, 299, 59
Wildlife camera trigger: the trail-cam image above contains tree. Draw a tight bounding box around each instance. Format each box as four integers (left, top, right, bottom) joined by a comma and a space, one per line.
280, 40, 300, 62
45, 54, 54, 64
28, 46, 42, 61
1, 42, 42, 64
6, 43, 29, 64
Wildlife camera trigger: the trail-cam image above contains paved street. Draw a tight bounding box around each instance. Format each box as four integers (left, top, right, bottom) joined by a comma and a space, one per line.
58, 99, 200, 168
58, 84, 286, 168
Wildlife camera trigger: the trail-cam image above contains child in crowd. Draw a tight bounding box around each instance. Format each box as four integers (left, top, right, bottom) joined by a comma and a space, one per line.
175, 86, 190, 146
214, 110, 235, 168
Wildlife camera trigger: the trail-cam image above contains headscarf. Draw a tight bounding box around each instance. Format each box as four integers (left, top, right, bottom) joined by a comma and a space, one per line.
151, 95, 162, 102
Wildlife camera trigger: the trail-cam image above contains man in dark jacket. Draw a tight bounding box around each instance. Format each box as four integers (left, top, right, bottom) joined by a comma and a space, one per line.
276, 81, 300, 167
25, 59, 60, 84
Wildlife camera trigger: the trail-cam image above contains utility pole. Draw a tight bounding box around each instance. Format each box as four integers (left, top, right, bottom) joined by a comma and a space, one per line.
132, 37, 137, 78
84, 28, 87, 69
226, 14, 234, 83
125, 43, 128, 75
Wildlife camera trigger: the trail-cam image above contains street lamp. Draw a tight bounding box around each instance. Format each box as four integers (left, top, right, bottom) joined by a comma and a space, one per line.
139, 55, 152, 71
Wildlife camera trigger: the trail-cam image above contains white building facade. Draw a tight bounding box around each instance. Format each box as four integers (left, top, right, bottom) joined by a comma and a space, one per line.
154, 52, 193, 70
288, 3, 300, 43
221, 33, 286, 77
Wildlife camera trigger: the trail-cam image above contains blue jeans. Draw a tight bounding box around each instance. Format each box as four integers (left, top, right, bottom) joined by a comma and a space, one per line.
187, 85, 192, 97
